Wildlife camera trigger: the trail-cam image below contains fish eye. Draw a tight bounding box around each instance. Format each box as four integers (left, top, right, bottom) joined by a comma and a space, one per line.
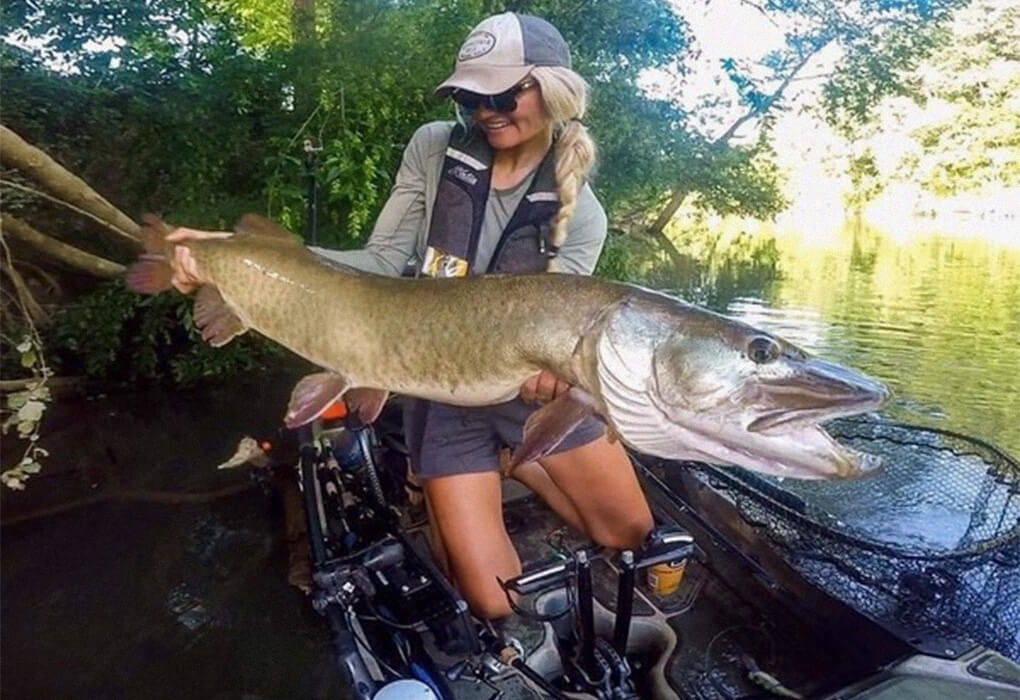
747, 336, 781, 364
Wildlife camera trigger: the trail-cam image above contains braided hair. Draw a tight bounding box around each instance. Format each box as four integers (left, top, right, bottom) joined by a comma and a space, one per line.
531, 66, 596, 271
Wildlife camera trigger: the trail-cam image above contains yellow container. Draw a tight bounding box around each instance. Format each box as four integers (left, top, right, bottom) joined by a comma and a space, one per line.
647, 560, 687, 596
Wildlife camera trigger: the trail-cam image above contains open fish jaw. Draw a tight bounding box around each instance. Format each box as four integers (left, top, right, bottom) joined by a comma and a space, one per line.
593, 297, 887, 479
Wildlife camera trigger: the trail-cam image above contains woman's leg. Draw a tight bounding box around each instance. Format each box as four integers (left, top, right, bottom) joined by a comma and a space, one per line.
539, 435, 653, 551
508, 458, 587, 535
423, 471, 521, 619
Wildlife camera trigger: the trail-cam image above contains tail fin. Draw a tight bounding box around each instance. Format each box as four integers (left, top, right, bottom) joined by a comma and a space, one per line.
124, 214, 174, 294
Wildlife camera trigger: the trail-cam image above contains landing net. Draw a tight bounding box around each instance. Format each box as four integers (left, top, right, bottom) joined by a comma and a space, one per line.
690, 418, 1020, 661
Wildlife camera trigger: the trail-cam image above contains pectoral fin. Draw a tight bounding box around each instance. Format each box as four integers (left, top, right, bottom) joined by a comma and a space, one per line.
193, 285, 248, 347
510, 388, 596, 469
344, 388, 390, 425
285, 372, 349, 428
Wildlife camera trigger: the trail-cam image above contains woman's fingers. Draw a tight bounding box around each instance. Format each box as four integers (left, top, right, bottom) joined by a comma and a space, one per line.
165, 227, 233, 242
170, 245, 200, 293
520, 370, 570, 404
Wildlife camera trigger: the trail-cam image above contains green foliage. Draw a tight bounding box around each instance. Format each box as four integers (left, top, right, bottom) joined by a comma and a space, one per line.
904, 0, 1020, 196
743, 0, 969, 133
846, 150, 883, 208
823, 25, 947, 134
0, 336, 51, 491
0, 0, 972, 388
595, 224, 781, 310
820, 0, 1019, 205
46, 283, 280, 386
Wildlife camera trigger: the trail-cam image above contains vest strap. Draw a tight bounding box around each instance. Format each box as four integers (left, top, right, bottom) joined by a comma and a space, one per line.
424, 124, 561, 277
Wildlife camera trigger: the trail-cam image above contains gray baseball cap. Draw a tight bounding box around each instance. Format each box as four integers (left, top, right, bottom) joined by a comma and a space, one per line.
434, 13, 571, 98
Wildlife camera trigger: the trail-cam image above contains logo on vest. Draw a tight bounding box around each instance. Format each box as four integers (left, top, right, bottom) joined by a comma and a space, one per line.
458, 31, 496, 61
422, 246, 469, 278
449, 165, 478, 187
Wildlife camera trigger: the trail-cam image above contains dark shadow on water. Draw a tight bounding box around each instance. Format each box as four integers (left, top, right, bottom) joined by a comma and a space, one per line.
1, 370, 347, 699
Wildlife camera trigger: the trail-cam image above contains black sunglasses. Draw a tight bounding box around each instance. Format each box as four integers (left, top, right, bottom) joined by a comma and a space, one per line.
451, 79, 537, 113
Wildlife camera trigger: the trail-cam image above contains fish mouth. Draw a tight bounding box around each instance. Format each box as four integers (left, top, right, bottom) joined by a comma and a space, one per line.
747, 358, 890, 435
643, 356, 889, 479
663, 414, 883, 480
644, 392, 884, 479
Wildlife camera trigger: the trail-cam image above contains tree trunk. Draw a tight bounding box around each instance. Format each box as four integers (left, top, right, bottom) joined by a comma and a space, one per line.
1, 214, 126, 279
291, 0, 319, 119
646, 185, 694, 242
0, 126, 140, 245
645, 47, 824, 238
293, 0, 315, 44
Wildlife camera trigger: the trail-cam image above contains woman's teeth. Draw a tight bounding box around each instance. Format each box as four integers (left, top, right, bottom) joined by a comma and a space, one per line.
482, 119, 511, 130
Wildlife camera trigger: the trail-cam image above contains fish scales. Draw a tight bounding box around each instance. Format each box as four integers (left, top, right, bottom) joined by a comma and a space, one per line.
128, 215, 890, 480
191, 238, 625, 404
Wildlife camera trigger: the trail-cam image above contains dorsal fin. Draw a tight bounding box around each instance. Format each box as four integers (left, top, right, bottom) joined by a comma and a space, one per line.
234, 213, 300, 243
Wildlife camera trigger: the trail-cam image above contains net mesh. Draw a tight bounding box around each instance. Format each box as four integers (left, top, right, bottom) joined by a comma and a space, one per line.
688, 418, 1020, 661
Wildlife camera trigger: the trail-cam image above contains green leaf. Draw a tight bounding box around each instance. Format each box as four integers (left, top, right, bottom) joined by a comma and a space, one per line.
20, 349, 37, 368
19, 460, 42, 474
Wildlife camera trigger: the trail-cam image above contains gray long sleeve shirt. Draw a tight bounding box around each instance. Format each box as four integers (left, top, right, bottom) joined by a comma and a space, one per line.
312, 121, 608, 276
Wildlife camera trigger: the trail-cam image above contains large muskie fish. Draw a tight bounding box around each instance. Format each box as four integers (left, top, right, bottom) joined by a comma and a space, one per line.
127, 214, 889, 479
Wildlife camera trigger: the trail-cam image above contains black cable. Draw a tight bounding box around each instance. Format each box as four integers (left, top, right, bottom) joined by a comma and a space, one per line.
348, 613, 403, 679
362, 598, 422, 631
496, 576, 574, 622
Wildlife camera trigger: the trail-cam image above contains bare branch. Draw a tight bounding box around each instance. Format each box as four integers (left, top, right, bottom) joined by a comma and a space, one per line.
646, 41, 831, 237
0, 179, 140, 246
1, 257, 48, 326
0, 125, 141, 246
1, 214, 126, 279
0, 376, 86, 393
739, 0, 781, 27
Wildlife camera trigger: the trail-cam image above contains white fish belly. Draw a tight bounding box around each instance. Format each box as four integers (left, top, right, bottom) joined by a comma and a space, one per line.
353, 374, 526, 407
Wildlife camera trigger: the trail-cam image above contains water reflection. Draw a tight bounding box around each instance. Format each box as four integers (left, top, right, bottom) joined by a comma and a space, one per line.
648, 220, 1020, 457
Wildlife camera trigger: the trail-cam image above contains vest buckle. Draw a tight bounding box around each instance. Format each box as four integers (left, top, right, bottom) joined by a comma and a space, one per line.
538, 233, 559, 259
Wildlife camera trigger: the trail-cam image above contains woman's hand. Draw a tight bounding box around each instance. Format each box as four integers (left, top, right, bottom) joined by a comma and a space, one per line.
164, 227, 227, 293
520, 370, 570, 404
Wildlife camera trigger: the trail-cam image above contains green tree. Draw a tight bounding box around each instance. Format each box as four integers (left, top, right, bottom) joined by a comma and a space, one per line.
646, 0, 968, 237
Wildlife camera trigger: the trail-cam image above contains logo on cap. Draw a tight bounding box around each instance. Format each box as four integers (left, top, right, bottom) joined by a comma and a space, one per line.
458, 31, 496, 61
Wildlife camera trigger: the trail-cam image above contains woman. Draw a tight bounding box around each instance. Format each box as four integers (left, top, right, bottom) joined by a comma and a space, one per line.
171, 12, 653, 620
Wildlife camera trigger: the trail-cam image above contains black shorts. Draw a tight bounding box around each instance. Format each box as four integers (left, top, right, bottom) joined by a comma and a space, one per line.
402, 397, 605, 480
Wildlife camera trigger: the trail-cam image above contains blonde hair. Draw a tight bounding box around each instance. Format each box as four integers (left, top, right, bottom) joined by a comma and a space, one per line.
531, 66, 596, 271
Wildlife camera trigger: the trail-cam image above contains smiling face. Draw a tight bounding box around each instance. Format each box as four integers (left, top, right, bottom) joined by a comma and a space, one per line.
472, 80, 551, 151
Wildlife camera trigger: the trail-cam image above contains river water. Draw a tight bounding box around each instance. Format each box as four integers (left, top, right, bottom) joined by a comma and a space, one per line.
662, 219, 1020, 658
666, 219, 1020, 459
640, 217, 1020, 569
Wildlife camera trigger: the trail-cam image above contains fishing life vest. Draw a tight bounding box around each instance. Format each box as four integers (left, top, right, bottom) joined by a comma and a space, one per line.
422, 124, 560, 277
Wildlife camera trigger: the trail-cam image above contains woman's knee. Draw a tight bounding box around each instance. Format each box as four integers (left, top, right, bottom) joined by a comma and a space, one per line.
587, 511, 653, 551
